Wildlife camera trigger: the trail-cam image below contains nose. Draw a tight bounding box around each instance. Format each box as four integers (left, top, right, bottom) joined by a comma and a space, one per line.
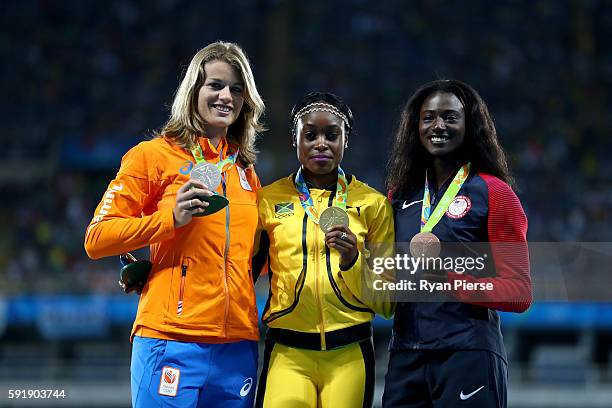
432, 116, 446, 132
314, 134, 328, 150
218, 85, 232, 102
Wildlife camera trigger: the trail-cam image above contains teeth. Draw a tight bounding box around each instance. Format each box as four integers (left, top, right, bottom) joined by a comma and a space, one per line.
431, 137, 449, 143
213, 105, 230, 112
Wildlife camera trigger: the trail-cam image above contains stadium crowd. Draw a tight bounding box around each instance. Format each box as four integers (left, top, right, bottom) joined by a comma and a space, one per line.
1, 0, 610, 295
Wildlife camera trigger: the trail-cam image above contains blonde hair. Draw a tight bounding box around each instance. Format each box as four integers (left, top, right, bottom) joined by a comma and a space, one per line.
156, 41, 265, 166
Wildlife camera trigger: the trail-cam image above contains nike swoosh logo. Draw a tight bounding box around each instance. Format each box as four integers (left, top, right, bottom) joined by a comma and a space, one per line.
402, 199, 422, 209
460, 385, 484, 400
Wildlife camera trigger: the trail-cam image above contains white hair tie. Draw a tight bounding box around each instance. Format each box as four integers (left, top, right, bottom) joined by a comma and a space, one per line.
293, 102, 349, 130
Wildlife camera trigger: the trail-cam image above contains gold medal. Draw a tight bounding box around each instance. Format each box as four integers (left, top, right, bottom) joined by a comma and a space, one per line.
319, 206, 349, 233
410, 231, 441, 258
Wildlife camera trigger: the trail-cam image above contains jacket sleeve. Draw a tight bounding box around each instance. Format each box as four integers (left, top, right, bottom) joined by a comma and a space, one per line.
84, 144, 175, 259
446, 176, 532, 313
338, 194, 396, 319
252, 186, 270, 280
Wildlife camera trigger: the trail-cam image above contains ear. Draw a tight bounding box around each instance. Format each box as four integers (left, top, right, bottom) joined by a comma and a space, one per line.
292, 135, 297, 148
343, 125, 350, 148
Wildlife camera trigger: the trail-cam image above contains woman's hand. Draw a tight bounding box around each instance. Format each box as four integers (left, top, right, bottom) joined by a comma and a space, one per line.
173, 180, 213, 228
325, 225, 358, 268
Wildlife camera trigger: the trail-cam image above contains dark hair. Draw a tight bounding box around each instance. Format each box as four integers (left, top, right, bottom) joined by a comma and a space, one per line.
385, 79, 513, 198
290, 91, 354, 139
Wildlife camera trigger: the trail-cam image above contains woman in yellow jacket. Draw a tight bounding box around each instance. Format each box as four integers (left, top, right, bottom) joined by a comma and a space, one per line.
84, 41, 265, 407
254, 92, 395, 408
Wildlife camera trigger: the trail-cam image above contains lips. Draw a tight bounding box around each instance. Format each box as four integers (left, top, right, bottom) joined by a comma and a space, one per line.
311, 155, 333, 163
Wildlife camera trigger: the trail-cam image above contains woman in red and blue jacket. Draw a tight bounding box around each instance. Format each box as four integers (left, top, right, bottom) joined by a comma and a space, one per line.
384, 79, 532, 408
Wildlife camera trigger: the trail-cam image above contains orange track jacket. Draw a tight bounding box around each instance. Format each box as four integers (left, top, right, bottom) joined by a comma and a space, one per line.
84, 136, 261, 343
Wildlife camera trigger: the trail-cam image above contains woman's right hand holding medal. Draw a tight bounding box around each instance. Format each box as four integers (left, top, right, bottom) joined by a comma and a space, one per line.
325, 225, 359, 268
173, 179, 212, 228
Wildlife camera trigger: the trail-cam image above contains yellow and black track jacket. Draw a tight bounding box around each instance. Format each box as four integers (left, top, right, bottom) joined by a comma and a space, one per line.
256, 174, 394, 350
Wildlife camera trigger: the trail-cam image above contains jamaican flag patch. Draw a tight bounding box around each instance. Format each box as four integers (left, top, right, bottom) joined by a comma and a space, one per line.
274, 202, 294, 218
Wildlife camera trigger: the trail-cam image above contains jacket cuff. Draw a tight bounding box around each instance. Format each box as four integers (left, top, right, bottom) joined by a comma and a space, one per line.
339, 253, 359, 271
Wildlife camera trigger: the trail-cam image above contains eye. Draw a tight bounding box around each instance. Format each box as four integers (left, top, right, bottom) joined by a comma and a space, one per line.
230, 86, 243, 95
422, 114, 434, 122
326, 132, 338, 141
208, 82, 223, 90
304, 131, 316, 140
446, 115, 458, 123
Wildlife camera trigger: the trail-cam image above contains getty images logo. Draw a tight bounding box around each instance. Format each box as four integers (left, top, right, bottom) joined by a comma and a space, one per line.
240, 377, 253, 397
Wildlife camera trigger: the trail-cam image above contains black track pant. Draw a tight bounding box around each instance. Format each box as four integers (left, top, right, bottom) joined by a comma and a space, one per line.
383, 350, 507, 408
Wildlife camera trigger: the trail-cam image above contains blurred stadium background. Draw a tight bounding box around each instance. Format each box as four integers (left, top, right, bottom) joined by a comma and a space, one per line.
1, 0, 611, 407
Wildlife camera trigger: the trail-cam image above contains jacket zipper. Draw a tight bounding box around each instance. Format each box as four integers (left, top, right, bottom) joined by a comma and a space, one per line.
412, 302, 420, 349
177, 258, 188, 315
222, 174, 230, 337
314, 195, 326, 350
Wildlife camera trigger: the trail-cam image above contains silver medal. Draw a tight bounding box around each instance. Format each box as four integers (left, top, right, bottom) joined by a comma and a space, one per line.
191, 162, 222, 190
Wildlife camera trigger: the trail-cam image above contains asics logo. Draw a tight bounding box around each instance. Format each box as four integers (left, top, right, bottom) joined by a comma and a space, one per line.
179, 161, 194, 175
239, 377, 253, 397
460, 385, 484, 400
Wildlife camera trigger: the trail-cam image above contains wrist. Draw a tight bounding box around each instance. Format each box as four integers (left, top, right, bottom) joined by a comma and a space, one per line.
172, 207, 179, 228
172, 207, 185, 228
340, 252, 359, 271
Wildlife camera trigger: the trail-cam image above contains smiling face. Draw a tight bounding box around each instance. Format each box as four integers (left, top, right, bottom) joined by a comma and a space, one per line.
197, 59, 245, 137
419, 91, 466, 157
295, 110, 346, 177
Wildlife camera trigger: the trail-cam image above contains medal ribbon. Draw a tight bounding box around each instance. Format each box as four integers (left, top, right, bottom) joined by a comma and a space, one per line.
295, 166, 348, 225
420, 162, 471, 232
190, 140, 239, 173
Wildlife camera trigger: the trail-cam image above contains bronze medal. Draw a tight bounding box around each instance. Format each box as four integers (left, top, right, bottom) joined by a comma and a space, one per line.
409, 231, 441, 258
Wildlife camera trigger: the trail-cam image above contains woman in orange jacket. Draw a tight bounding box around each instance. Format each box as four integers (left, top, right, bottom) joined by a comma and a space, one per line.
84, 41, 265, 408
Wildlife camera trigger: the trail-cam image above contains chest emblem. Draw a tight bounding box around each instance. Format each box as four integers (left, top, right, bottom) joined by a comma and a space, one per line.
446, 195, 471, 219
274, 202, 294, 218
237, 166, 253, 191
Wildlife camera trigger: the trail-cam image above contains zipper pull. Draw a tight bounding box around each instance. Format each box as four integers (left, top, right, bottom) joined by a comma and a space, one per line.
178, 260, 188, 316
